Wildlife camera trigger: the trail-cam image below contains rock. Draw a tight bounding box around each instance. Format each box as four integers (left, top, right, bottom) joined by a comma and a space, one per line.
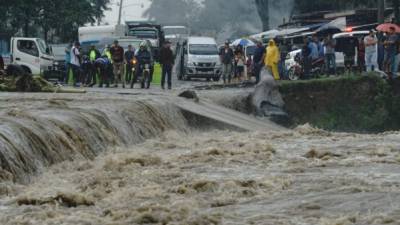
178, 90, 199, 102
252, 68, 288, 124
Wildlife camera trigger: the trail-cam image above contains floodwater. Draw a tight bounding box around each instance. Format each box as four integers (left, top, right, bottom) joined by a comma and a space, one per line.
0, 90, 400, 225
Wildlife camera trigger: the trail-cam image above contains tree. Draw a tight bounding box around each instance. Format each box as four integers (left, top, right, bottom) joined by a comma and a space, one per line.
392, 0, 399, 24
144, 0, 200, 26
91, 0, 111, 25
255, 0, 269, 31
0, 0, 111, 43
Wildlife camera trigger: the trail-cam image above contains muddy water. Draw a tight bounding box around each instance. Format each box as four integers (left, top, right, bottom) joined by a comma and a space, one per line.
0, 124, 400, 224
0, 91, 400, 225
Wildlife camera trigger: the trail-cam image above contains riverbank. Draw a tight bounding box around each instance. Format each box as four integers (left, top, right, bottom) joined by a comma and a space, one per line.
280, 75, 400, 133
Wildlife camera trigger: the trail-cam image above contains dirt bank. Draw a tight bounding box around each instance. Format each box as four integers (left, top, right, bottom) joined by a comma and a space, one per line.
280, 75, 400, 133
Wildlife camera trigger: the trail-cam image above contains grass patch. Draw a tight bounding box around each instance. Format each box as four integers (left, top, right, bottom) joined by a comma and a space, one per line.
279, 74, 398, 133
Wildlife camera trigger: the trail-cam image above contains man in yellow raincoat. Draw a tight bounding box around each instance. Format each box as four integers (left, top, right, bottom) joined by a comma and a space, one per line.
264, 39, 280, 80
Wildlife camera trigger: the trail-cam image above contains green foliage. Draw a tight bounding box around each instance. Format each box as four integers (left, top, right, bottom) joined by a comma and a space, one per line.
145, 0, 262, 39
0, 0, 111, 43
280, 75, 400, 133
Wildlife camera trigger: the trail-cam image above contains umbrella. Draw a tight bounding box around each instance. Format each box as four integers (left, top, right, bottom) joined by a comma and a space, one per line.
232, 38, 255, 47
316, 25, 342, 35
376, 23, 400, 33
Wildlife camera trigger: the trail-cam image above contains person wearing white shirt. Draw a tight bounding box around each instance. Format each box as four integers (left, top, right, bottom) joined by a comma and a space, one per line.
364, 30, 379, 72
70, 42, 81, 86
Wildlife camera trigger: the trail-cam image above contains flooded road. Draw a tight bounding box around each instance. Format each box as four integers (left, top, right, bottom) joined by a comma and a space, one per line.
0, 88, 399, 225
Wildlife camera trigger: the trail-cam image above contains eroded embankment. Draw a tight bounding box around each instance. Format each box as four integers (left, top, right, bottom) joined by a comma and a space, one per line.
0, 93, 280, 182
280, 75, 400, 133
199, 75, 400, 133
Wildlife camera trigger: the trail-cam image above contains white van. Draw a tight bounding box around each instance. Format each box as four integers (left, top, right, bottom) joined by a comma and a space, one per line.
181, 37, 221, 81
10, 37, 54, 75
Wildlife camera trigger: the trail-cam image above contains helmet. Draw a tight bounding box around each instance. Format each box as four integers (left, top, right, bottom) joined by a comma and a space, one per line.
140, 41, 147, 49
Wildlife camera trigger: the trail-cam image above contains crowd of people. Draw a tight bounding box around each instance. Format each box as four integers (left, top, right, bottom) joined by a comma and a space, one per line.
219, 39, 286, 84
64, 39, 175, 89
219, 27, 400, 84
295, 28, 400, 79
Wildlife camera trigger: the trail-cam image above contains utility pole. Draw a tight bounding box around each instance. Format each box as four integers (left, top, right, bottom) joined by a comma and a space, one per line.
394, 0, 400, 24
117, 0, 124, 25
378, 0, 385, 23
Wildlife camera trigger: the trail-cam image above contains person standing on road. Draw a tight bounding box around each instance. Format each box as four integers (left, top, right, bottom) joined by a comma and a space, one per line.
87, 44, 100, 86
302, 37, 312, 79
160, 41, 174, 90
364, 30, 379, 72
278, 38, 289, 79
357, 37, 366, 73
265, 39, 280, 80
70, 41, 81, 87
384, 27, 398, 77
393, 36, 400, 77
219, 41, 234, 84
324, 35, 336, 75
124, 45, 136, 83
0, 54, 4, 71
234, 45, 246, 82
110, 40, 125, 88
343, 37, 358, 74
253, 41, 265, 84
64, 43, 72, 83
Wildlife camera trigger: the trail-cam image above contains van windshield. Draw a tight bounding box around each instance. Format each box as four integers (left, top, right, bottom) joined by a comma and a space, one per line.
189, 44, 218, 55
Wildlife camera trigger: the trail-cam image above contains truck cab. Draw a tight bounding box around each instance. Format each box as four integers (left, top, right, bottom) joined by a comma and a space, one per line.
10, 37, 54, 74
126, 22, 165, 61
163, 26, 189, 45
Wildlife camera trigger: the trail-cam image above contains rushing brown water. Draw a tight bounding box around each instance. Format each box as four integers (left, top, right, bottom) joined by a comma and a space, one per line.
0, 91, 400, 225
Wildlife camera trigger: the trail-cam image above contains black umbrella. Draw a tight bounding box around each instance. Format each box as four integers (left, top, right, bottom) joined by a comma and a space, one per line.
316, 25, 342, 36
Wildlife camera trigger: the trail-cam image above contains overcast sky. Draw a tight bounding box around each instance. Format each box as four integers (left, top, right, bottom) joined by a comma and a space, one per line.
103, 0, 151, 24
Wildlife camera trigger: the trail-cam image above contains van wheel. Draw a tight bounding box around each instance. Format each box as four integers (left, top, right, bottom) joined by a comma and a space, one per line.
213, 77, 220, 82
206, 78, 211, 81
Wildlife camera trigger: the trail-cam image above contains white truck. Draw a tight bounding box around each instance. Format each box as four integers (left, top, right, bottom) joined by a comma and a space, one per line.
10, 37, 54, 75
78, 25, 126, 46
163, 26, 189, 45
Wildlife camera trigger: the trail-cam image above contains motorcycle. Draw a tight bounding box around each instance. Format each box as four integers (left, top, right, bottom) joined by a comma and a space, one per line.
288, 53, 325, 80
129, 58, 137, 88
137, 60, 152, 89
